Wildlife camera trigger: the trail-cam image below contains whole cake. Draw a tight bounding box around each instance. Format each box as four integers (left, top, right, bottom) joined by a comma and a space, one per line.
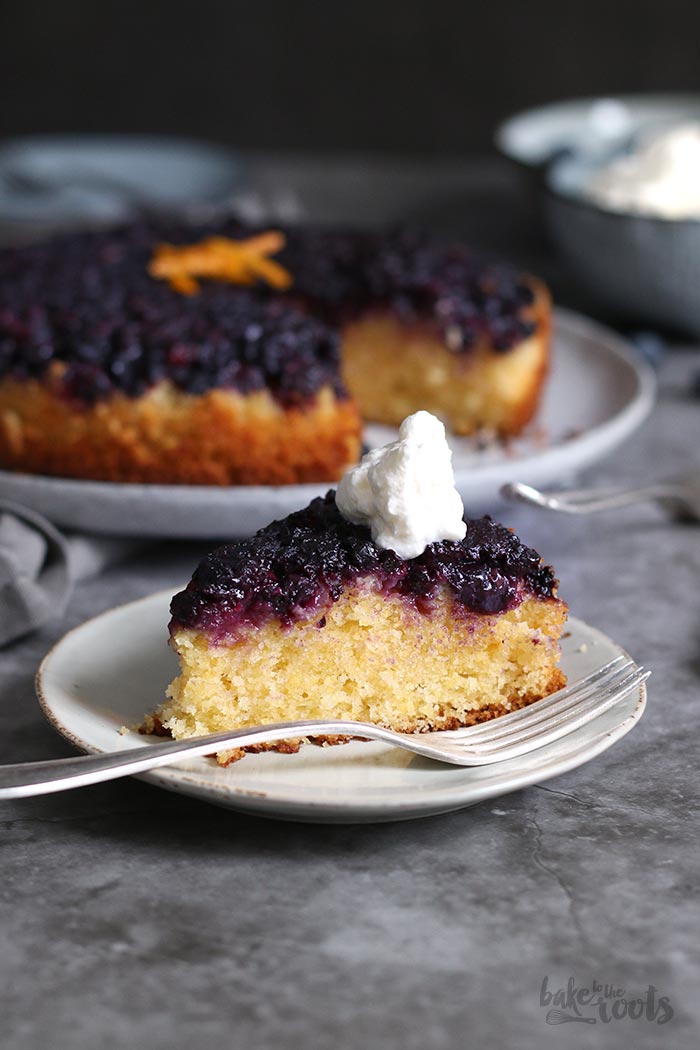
0, 221, 550, 485
146, 413, 567, 763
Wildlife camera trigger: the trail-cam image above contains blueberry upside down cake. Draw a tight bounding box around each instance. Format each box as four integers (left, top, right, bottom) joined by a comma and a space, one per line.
0, 222, 550, 485
143, 413, 567, 763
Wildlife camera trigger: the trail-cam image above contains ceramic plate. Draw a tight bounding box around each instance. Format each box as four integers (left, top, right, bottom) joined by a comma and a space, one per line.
0, 135, 242, 228
0, 308, 654, 538
36, 589, 646, 824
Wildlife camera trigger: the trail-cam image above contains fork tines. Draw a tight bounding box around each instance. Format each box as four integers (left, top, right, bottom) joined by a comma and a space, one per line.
442, 655, 648, 762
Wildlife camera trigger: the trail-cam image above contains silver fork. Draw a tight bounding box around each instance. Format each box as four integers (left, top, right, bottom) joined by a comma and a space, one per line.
502, 472, 700, 520
0, 657, 647, 799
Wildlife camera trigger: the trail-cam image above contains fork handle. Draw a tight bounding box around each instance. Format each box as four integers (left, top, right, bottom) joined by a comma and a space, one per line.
503, 481, 690, 516
0, 721, 399, 800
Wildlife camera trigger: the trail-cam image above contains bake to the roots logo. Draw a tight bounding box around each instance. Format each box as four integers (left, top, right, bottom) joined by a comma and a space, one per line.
540, 976, 674, 1026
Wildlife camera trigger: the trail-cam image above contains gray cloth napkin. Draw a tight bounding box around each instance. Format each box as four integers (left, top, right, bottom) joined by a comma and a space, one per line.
0, 499, 142, 647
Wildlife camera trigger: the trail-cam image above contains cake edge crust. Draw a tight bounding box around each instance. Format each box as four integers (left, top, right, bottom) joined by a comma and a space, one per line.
0, 377, 361, 485
142, 671, 567, 765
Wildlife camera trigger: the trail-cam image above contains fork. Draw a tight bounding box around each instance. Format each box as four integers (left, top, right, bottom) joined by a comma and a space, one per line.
0, 657, 647, 799
502, 472, 700, 520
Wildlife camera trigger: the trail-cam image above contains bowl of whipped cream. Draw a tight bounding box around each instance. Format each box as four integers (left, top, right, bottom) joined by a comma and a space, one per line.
497, 94, 700, 334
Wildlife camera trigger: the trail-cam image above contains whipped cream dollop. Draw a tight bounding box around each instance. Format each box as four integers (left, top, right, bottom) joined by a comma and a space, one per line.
336, 411, 466, 559
585, 122, 700, 219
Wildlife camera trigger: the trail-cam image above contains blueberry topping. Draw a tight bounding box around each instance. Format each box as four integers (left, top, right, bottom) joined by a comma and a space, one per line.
0, 222, 539, 408
279, 226, 537, 350
0, 223, 343, 408
169, 493, 558, 639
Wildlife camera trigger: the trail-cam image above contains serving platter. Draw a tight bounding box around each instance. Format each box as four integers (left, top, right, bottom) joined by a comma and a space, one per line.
36, 589, 647, 824
0, 308, 654, 538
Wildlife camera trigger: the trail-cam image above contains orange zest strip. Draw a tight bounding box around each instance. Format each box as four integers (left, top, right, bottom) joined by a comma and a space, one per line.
148, 232, 293, 294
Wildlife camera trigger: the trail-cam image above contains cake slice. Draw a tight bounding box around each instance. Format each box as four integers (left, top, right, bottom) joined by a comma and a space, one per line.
148, 413, 567, 763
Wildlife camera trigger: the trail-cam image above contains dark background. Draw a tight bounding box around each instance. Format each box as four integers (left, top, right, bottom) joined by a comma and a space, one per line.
2, 0, 700, 155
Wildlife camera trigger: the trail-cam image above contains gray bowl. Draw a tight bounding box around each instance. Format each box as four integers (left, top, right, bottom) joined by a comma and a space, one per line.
496, 94, 700, 336
545, 151, 700, 337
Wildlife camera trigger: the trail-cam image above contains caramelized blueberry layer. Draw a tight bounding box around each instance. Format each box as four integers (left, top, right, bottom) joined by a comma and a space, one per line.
281, 226, 537, 351
170, 493, 558, 641
0, 224, 341, 408
0, 222, 537, 407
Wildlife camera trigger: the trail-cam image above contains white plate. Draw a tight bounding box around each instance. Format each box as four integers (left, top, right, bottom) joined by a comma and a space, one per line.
0, 135, 242, 227
36, 589, 646, 824
0, 308, 654, 538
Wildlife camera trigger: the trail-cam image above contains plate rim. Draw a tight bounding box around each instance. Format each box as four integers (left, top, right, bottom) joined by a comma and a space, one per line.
0, 308, 656, 538
35, 588, 647, 822
495, 91, 700, 166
